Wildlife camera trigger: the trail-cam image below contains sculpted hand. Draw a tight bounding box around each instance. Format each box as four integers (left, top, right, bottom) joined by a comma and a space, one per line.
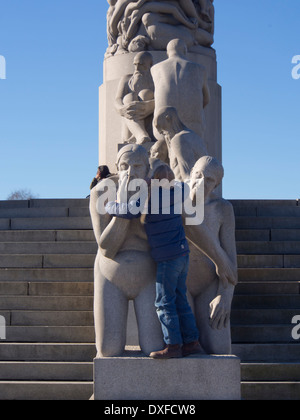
117, 171, 129, 203
121, 101, 151, 120
209, 294, 230, 330
120, 102, 141, 120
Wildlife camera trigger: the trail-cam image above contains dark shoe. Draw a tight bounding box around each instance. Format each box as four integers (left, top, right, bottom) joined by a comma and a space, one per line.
182, 341, 203, 357
150, 344, 183, 359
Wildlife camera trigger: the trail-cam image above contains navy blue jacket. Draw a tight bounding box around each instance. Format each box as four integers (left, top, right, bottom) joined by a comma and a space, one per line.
105, 183, 189, 262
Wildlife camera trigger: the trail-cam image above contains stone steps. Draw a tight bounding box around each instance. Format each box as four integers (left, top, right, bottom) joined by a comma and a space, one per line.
1, 325, 298, 344
0, 381, 93, 401
0, 254, 96, 269
0, 268, 94, 282
0, 230, 95, 242
0, 282, 93, 296
0, 198, 299, 400
0, 343, 96, 362
0, 361, 93, 381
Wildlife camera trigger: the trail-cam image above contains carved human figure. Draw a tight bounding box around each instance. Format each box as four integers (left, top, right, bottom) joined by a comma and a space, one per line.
151, 39, 210, 140
154, 106, 208, 181
149, 139, 169, 165
122, 0, 197, 49
184, 156, 238, 354
89, 144, 164, 357
106, 0, 214, 55
124, 0, 213, 49
106, 0, 139, 56
115, 51, 155, 144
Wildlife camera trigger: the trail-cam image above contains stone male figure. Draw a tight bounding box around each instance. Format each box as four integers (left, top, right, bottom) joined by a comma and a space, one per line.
115, 51, 155, 145
151, 39, 210, 140
154, 106, 208, 181
89, 144, 164, 357
185, 156, 238, 354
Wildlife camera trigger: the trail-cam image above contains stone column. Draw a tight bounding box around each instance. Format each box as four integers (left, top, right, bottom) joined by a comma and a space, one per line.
99, 46, 221, 172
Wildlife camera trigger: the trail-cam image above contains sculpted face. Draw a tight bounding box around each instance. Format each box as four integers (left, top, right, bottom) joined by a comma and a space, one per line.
118, 153, 148, 180
191, 157, 220, 199
133, 52, 153, 75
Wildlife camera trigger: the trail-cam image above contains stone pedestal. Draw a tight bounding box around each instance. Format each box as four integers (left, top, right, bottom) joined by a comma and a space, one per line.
99, 46, 222, 172
94, 351, 241, 401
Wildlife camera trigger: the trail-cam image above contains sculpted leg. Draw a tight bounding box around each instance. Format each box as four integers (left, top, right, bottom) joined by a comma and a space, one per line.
134, 282, 164, 356
94, 254, 128, 357
194, 279, 232, 355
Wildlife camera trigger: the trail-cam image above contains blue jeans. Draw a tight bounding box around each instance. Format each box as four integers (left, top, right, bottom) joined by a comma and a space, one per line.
155, 254, 199, 345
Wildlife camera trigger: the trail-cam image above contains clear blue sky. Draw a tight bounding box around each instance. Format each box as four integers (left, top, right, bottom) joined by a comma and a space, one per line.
0, 0, 299, 200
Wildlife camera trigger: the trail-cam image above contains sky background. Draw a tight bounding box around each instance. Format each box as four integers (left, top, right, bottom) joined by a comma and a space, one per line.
0, 0, 299, 200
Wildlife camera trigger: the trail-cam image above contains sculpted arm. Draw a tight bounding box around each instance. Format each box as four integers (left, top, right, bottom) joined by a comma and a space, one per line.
172, 135, 196, 181
209, 201, 237, 329
109, 0, 134, 38
184, 220, 237, 288
115, 76, 130, 114
172, 134, 207, 181
89, 179, 130, 260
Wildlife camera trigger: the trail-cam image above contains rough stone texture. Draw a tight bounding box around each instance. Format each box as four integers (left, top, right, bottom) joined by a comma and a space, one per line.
94, 353, 241, 400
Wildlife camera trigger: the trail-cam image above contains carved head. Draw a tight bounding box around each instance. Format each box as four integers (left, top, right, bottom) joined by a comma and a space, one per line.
133, 51, 153, 74
166, 39, 187, 58
116, 144, 150, 181
191, 156, 224, 198
154, 107, 185, 141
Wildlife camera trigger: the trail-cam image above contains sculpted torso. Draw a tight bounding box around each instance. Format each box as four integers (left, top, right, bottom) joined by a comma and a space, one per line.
90, 145, 164, 357
151, 55, 209, 137
99, 215, 156, 298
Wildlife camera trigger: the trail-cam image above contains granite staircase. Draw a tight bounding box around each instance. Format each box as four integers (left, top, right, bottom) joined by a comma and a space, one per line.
0, 199, 96, 400
0, 198, 299, 400
232, 199, 300, 400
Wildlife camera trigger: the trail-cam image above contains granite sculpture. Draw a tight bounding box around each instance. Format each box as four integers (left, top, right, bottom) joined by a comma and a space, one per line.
185, 156, 238, 354
151, 39, 210, 140
92, 1, 237, 359
90, 144, 164, 357
106, 0, 214, 56
115, 51, 155, 144
154, 106, 208, 181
